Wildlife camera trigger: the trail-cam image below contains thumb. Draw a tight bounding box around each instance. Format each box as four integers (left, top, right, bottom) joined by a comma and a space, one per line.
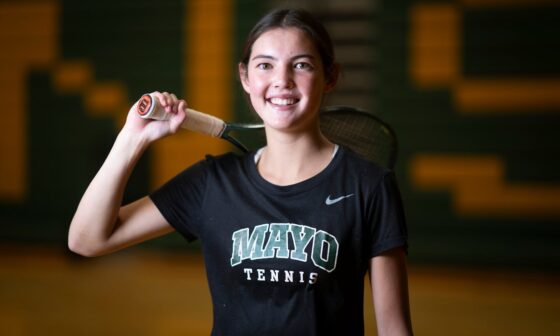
168, 101, 187, 133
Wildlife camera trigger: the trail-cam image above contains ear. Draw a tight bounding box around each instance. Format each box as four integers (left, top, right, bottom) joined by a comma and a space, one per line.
238, 63, 251, 94
324, 63, 340, 93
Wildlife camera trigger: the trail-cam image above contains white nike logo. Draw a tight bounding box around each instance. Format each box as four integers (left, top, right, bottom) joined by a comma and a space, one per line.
325, 194, 354, 205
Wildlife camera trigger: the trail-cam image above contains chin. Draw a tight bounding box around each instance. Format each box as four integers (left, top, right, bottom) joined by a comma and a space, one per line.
262, 111, 297, 126
266, 120, 296, 131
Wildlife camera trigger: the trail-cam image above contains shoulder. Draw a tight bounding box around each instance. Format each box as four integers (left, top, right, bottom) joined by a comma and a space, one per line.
202, 151, 248, 171
159, 152, 247, 187
339, 146, 392, 186
198, 151, 254, 183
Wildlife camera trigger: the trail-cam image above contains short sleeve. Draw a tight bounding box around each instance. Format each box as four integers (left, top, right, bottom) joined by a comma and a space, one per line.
150, 159, 209, 242
368, 171, 408, 257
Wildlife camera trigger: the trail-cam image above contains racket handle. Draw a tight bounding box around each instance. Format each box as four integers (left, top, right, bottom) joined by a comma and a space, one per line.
136, 93, 226, 137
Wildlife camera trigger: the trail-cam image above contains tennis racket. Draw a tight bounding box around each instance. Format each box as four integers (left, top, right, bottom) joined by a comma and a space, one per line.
136, 93, 263, 152
136, 94, 398, 169
319, 106, 398, 169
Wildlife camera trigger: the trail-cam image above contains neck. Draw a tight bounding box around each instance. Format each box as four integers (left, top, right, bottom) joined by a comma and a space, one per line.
257, 127, 335, 186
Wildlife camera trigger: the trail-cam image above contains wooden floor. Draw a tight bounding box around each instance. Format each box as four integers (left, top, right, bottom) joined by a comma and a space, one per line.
1, 245, 559, 335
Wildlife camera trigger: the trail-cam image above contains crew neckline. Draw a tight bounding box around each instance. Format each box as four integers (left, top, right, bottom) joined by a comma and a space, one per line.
254, 144, 339, 165
246, 144, 344, 196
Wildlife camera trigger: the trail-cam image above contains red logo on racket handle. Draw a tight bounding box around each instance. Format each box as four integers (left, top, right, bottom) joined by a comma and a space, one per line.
137, 94, 154, 116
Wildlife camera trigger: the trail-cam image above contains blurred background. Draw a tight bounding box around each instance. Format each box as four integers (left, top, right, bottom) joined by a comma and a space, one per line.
1, 0, 559, 334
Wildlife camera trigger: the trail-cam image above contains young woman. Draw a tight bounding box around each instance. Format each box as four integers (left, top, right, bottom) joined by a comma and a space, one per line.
69, 8, 413, 336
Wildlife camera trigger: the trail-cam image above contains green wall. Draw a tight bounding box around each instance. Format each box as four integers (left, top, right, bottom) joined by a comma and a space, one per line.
0, 0, 558, 271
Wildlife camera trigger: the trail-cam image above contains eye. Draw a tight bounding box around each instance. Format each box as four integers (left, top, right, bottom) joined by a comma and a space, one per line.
294, 62, 313, 70
256, 63, 272, 70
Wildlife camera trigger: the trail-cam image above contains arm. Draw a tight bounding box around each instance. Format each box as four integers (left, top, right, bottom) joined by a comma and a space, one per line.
369, 247, 413, 336
68, 92, 187, 257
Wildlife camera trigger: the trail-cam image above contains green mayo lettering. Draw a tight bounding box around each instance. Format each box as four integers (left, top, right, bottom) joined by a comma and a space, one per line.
230, 224, 268, 266
289, 224, 315, 262
311, 230, 339, 272
263, 223, 290, 258
230, 223, 339, 272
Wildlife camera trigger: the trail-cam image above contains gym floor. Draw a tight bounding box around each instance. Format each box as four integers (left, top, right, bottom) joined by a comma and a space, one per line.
1, 245, 558, 335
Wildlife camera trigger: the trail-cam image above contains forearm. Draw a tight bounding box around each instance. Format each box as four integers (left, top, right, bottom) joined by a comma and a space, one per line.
371, 248, 413, 336
68, 129, 149, 256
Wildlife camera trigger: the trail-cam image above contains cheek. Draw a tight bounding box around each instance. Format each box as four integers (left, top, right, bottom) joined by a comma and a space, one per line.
246, 77, 267, 110
303, 77, 326, 99
247, 73, 268, 94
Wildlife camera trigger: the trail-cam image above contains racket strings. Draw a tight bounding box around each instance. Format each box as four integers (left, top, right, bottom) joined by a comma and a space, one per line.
320, 110, 397, 169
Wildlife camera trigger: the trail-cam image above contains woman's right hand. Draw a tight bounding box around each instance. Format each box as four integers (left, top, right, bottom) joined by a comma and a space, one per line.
68, 90, 186, 257
123, 91, 187, 143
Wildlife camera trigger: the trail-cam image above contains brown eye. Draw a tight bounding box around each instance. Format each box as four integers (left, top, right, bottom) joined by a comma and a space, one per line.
257, 63, 272, 70
294, 62, 313, 70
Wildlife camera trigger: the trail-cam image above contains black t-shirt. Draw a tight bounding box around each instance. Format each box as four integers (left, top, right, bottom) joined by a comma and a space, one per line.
150, 146, 408, 335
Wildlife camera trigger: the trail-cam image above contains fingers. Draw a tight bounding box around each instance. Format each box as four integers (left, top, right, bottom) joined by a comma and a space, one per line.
169, 100, 187, 133
147, 91, 187, 133
150, 91, 187, 115
162, 92, 178, 113
177, 99, 188, 116
152, 91, 173, 110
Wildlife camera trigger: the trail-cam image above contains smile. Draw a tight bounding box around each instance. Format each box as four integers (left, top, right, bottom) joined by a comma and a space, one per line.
268, 97, 299, 106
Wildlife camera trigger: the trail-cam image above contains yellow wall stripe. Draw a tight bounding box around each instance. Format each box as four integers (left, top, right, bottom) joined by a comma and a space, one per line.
410, 4, 460, 87
456, 79, 560, 112
411, 155, 560, 218
410, 3, 560, 112
150, 0, 232, 188
412, 155, 503, 189
0, 1, 58, 201
53, 60, 92, 92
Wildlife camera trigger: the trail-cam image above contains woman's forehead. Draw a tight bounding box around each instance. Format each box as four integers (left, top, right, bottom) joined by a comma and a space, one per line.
250, 27, 319, 58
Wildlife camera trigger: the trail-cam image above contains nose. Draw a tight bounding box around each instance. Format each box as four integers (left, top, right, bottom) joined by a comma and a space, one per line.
273, 65, 295, 89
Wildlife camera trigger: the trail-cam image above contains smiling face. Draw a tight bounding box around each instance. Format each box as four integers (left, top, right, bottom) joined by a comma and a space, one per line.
240, 27, 335, 133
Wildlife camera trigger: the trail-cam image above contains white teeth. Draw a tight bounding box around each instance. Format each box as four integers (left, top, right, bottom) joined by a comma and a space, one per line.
269, 97, 296, 106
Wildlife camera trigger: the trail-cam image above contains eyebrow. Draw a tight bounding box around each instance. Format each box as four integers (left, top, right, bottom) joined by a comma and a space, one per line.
251, 54, 316, 61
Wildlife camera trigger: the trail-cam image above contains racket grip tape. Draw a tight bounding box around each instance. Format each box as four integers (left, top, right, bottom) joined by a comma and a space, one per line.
136, 93, 226, 137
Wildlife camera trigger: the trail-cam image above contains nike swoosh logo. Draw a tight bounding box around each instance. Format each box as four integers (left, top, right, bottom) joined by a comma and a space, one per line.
325, 194, 354, 205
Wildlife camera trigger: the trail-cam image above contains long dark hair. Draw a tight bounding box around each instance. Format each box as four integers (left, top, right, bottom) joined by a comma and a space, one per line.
239, 8, 338, 83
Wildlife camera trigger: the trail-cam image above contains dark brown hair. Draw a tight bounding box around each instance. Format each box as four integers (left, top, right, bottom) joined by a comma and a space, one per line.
239, 8, 338, 83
